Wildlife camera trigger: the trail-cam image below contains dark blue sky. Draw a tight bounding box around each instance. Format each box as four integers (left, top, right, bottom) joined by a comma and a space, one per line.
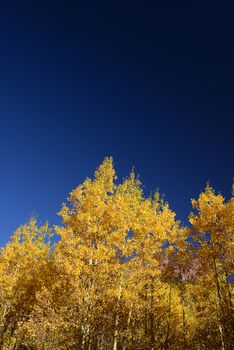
0, 1, 233, 246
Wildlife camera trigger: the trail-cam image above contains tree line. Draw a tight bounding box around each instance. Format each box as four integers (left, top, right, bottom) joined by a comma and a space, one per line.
0, 157, 233, 349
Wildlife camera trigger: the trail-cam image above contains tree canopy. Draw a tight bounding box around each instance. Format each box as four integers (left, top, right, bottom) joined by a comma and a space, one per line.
0, 158, 233, 349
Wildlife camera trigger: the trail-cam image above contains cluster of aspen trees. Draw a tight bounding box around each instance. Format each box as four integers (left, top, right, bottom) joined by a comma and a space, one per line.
0, 158, 233, 349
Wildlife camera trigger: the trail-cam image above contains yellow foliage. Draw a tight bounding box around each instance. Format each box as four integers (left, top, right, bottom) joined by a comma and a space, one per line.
0, 159, 233, 349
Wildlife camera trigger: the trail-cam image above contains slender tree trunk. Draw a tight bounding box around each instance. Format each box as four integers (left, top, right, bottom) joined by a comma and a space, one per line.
122, 305, 132, 350
150, 279, 155, 350
81, 243, 97, 350
81, 323, 90, 350
219, 325, 225, 350
165, 283, 172, 350
180, 284, 186, 350
113, 280, 123, 350
213, 257, 227, 350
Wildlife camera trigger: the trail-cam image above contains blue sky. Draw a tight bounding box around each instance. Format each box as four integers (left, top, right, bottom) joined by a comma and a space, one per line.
0, 1, 233, 246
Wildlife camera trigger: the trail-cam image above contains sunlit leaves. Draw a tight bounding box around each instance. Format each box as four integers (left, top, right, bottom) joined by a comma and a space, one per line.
0, 159, 233, 349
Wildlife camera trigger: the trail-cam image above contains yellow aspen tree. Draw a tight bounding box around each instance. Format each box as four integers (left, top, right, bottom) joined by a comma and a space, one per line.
0, 158, 232, 350
0, 219, 51, 350
54, 158, 145, 349
189, 185, 234, 350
